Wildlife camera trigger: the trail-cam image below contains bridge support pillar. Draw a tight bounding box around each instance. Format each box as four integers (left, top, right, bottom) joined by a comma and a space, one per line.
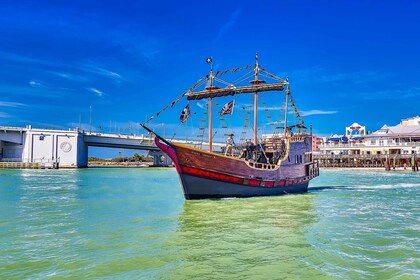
148, 150, 172, 167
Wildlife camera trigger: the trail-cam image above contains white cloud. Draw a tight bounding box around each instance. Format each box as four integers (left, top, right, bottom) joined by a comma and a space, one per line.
300, 110, 338, 116
266, 121, 284, 125
0, 51, 41, 64
0, 51, 122, 82
0, 101, 25, 107
88, 87, 104, 97
50, 71, 89, 82
0, 112, 11, 118
214, 8, 241, 44
29, 80, 42, 87
80, 63, 122, 80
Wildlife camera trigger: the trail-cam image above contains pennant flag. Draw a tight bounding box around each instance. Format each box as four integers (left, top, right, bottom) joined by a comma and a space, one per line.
206, 57, 212, 63
180, 104, 190, 123
220, 100, 235, 116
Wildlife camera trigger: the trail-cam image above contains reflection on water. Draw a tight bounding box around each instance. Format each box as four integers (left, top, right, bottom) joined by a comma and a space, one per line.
160, 194, 330, 279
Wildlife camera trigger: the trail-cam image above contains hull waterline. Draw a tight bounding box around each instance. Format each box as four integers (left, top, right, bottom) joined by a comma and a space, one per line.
180, 173, 309, 199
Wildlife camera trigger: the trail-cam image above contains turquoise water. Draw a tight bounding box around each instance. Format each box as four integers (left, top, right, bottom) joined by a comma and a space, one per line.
0, 168, 419, 279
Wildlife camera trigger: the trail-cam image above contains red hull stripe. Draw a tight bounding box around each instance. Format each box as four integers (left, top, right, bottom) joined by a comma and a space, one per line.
180, 165, 307, 188
181, 165, 243, 184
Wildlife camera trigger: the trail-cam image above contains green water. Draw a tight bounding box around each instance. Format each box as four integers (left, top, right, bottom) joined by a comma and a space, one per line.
0, 168, 419, 279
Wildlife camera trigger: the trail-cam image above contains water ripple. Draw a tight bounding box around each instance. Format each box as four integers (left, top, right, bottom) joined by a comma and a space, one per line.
0, 168, 418, 279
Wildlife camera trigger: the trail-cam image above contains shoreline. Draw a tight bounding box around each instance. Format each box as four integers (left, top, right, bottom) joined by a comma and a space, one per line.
88, 162, 153, 168
320, 167, 417, 172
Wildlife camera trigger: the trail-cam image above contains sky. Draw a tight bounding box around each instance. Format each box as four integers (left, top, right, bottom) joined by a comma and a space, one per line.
1, 0, 420, 155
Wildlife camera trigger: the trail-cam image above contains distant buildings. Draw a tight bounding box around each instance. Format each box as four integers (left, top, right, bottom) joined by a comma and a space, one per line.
318, 116, 420, 155
312, 136, 323, 152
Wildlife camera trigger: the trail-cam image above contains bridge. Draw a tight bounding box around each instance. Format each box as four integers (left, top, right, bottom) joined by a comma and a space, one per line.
0, 125, 224, 168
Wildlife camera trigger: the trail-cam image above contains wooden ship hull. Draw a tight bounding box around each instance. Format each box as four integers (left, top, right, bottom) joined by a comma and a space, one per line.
155, 136, 319, 199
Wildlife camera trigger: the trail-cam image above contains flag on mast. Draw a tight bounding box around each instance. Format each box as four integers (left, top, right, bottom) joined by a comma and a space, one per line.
179, 104, 191, 123
220, 100, 235, 116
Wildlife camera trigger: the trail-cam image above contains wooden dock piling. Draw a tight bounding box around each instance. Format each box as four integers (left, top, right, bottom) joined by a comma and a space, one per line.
314, 154, 419, 171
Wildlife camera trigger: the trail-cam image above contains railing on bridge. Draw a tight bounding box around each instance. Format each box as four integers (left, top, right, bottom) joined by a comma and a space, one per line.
0, 158, 59, 169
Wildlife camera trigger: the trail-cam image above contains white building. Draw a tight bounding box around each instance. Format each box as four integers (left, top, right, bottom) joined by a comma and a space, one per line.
345, 122, 366, 140
0, 126, 87, 167
319, 117, 420, 155
366, 117, 420, 155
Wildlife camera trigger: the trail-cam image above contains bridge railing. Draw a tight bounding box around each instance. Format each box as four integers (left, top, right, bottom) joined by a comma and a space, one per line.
0, 158, 59, 163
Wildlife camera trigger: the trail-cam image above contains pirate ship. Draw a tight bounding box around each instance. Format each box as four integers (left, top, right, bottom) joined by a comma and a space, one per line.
141, 55, 319, 199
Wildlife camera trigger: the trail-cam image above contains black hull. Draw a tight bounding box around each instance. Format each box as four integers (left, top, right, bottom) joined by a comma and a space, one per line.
179, 173, 309, 200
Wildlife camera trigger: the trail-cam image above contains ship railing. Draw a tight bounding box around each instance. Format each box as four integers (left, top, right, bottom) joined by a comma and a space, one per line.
246, 161, 278, 170
290, 136, 306, 142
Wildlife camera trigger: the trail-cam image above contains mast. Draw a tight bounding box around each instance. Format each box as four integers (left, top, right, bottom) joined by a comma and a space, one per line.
209, 98, 213, 152
206, 57, 215, 152
250, 53, 264, 145
284, 83, 289, 138
253, 93, 258, 144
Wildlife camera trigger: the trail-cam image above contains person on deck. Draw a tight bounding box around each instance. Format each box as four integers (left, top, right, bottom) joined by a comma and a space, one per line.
225, 134, 235, 156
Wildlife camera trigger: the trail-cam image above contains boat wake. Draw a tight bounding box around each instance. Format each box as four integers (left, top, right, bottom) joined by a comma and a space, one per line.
308, 186, 346, 192
349, 183, 420, 189
309, 183, 420, 192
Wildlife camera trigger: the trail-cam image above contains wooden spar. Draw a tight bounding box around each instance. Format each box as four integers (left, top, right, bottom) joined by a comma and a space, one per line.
209, 98, 213, 152
253, 93, 258, 144
186, 83, 283, 100
284, 86, 289, 138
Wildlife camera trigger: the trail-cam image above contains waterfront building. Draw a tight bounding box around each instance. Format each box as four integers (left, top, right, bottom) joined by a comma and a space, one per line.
345, 122, 366, 142
312, 136, 324, 152
401, 116, 420, 126
319, 117, 420, 156
365, 116, 420, 155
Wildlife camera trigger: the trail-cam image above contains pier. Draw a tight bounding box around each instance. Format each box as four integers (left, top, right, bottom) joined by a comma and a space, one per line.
315, 153, 419, 171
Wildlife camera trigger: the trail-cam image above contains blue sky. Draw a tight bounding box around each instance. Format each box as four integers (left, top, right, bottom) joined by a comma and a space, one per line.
1, 0, 419, 144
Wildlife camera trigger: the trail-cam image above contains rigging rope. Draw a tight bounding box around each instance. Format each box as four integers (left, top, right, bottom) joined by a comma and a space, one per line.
213, 64, 254, 77
259, 69, 286, 82
141, 75, 207, 125
240, 95, 254, 142
195, 101, 208, 149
